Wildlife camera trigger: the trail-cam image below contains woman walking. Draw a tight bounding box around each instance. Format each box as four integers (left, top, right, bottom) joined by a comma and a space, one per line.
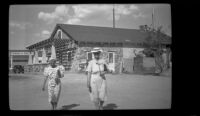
86, 48, 109, 110
42, 58, 65, 110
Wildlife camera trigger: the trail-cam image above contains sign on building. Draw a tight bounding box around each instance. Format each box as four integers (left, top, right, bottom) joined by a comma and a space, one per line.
11, 52, 33, 56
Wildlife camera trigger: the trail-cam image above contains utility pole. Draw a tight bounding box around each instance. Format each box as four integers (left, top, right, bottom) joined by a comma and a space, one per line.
10, 55, 13, 69
113, 4, 115, 28
152, 7, 154, 30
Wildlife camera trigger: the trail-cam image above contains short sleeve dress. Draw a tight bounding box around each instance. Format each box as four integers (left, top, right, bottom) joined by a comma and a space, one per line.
86, 59, 107, 102
44, 65, 64, 103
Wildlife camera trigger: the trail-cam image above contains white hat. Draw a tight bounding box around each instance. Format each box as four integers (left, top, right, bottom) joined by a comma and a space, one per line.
91, 47, 103, 53
49, 57, 56, 62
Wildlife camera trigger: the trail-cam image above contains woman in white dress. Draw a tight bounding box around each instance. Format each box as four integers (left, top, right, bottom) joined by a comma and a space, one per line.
42, 58, 65, 110
86, 48, 109, 110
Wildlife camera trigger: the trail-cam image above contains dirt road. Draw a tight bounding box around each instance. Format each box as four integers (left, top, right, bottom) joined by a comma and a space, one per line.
9, 73, 171, 110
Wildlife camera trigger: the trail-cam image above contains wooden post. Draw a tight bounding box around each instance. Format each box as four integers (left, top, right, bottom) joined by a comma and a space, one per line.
119, 59, 123, 74
10, 55, 13, 69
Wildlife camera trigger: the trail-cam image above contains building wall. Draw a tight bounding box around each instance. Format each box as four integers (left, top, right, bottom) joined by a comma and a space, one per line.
70, 46, 156, 73
24, 63, 48, 74
9, 55, 29, 67
70, 47, 123, 73
122, 48, 144, 73
9, 50, 33, 69
123, 48, 144, 58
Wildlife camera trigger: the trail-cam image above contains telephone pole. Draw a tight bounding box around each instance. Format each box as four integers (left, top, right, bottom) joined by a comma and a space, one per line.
152, 7, 154, 30
113, 4, 115, 28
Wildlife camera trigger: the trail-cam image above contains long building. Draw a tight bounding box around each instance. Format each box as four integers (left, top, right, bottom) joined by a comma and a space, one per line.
26, 24, 171, 73
9, 50, 34, 69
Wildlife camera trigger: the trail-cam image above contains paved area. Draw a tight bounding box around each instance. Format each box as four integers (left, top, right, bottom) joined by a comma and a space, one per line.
9, 73, 171, 110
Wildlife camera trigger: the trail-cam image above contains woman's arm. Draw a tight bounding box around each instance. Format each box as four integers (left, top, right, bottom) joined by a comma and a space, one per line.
58, 65, 65, 78
86, 61, 92, 92
42, 76, 48, 91
42, 67, 49, 91
101, 61, 110, 75
87, 72, 92, 92
57, 69, 62, 78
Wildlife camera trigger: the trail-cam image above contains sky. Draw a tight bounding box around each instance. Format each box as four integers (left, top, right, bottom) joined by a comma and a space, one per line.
9, 4, 171, 50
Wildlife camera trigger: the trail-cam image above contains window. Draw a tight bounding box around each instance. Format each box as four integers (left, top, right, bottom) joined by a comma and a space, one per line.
108, 52, 114, 63
54, 29, 62, 39
58, 30, 62, 39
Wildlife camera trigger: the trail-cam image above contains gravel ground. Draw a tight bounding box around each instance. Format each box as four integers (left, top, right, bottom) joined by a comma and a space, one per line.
9, 73, 171, 110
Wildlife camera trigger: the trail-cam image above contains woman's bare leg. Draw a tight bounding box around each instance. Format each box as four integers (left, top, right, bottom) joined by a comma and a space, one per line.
94, 102, 99, 110
51, 102, 54, 110
56, 85, 61, 110
93, 99, 100, 110
54, 102, 58, 110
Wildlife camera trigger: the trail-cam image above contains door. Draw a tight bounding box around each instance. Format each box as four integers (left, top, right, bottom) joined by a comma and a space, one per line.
87, 52, 93, 62
108, 52, 115, 72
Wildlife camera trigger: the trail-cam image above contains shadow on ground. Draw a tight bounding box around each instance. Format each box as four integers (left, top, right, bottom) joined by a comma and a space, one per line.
60, 104, 80, 110
103, 103, 118, 110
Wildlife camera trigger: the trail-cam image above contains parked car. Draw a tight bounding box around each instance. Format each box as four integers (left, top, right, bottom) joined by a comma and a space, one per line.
13, 65, 24, 74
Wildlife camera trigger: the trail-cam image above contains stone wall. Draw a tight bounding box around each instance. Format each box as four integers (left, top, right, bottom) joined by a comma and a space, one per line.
24, 63, 48, 74
123, 58, 134, 73
70, 47, 88, 72
70, 47, 123, 73
112, 47, 123, 73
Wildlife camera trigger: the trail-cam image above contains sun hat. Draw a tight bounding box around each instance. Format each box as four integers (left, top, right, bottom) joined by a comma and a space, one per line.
49, 57, 57, 62
91, 47, 103, 53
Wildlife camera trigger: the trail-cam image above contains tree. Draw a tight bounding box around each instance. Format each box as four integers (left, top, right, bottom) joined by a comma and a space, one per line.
140, 24, 168, 74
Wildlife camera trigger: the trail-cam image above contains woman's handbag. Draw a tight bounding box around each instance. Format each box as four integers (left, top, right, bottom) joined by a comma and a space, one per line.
54, 69, 61, 84
104, 64, 108, 72
57, 69, 62, 78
